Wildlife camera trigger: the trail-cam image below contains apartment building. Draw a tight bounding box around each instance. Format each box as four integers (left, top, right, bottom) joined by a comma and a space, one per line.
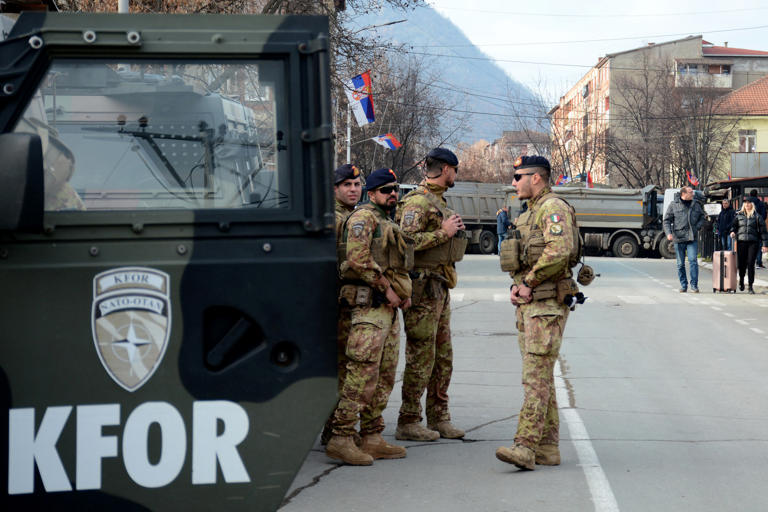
550, 36, 768, 186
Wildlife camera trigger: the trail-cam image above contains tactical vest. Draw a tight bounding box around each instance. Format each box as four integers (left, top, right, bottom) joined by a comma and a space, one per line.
400, 186, 468, 268
502, 192, 581, 275
338, 203, 414, 280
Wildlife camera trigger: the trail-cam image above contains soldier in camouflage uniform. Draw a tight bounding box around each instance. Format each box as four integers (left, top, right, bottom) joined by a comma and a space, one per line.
495, 156, 581, 471
321, 164, 363, 446
395, 148, 467, 442
326, 168, 414, 465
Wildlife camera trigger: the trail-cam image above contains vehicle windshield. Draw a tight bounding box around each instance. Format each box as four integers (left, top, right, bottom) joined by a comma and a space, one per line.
13, 59, 289, 211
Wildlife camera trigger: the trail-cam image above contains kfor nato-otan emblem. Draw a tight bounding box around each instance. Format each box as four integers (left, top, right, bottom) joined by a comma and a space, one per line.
92, 267, 171, 392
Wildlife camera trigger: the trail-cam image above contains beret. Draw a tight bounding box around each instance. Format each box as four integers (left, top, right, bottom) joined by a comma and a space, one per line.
365, 168, 398, 191
426, 147, 458, 167
513, 155, 551, 171
334, 164, 361, 185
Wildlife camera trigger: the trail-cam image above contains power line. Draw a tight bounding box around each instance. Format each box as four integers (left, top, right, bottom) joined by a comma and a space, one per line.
427, 3, 768, 18
406, 24, 768, 48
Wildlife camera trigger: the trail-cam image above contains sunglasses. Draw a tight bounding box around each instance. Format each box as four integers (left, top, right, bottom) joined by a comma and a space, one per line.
513, 172, 536, 181
377, 185, 399, 195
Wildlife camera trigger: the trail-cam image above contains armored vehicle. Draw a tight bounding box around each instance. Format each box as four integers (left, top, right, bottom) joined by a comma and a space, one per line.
0, 12, 336, 511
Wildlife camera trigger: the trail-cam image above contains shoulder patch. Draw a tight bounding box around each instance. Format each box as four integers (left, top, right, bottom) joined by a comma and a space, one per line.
550, 214, 561, 223
403, 211, 416, 227
351, 221, 366, 237
550, 224, 563, 235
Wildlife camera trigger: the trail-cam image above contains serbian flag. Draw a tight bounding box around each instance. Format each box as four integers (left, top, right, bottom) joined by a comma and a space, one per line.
372, 133, 402, 150
686, 170, 699, 186
344, 71, 375, 126
556, 174, 571, 185
587, 171, 594, 188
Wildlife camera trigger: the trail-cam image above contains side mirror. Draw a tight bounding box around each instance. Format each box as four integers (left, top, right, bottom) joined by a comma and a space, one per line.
0, 133, 44, 232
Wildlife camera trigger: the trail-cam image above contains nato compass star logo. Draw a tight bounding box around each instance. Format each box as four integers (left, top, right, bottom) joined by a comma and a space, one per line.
92, 267, 171, 392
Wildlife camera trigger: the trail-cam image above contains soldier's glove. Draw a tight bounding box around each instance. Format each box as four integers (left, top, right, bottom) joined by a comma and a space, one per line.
563, 292, 587, 311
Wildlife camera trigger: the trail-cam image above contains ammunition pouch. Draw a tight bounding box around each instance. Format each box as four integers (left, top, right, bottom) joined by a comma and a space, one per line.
338, 284, 377, 307
556, 278, 580, 303
387, 269, 412, 301
410, 272, 427, 302
530, 281, 558, 301
499, 238, 521, 272
414, 232, 468, 268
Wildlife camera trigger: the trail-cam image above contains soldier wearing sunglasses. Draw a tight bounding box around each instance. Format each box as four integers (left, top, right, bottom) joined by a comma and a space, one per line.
395, 147, 468, 442
327, 168, 414, 465
496, 156, 581, 471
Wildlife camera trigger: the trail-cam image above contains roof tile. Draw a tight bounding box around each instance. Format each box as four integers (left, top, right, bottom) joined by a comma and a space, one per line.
716, 75, 768, 115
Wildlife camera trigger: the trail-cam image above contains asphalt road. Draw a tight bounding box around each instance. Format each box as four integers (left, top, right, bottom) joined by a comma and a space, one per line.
280, 256, 768, 512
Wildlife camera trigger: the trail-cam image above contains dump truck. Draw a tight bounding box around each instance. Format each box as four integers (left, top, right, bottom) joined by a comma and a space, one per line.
1, 11, 336, 511
505, 185, 676, 258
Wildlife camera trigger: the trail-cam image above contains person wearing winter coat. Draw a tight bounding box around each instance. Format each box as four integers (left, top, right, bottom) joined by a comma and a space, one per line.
663, 186, 706, 293
730, 200, 768, 293
717, 199, 736, 251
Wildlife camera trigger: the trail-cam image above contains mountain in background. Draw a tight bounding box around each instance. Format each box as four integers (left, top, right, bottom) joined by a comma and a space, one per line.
346, 3, 540, 143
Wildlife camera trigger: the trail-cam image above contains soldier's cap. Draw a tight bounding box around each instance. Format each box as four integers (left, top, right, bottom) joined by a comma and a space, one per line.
426, 147, 459, 167
365, 168, 398, 191
334, 163, 361, 185
513, 155, 551, 172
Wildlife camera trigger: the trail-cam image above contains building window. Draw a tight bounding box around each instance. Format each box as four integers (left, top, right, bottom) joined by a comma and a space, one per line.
678, 63, 701, 75
739, 130, 757, 152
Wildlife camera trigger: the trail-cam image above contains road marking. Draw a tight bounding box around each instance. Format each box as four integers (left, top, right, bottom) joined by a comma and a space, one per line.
724, 312, 735, 317
710, 306, 722, 311
751, 328, 765, 334
617, 295, 656, 304
556, 361, 619, 512
493, 293, 509, 302
450, 292, 464, 302
735, 319, 751, 325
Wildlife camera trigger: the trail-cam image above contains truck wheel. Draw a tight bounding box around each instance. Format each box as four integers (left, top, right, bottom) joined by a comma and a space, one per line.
612, 235, 639, 258
478, 230, 497, 255
658, 238, 675, 259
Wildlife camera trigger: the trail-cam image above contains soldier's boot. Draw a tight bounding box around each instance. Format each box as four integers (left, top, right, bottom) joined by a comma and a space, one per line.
395, 422, 440, 441
360, 433, 407, 460
495, 444, 535, 470
428, 421, 465, 439
321, 424, 361, 447
535, 444, 561, 466
326, 436, 373, 466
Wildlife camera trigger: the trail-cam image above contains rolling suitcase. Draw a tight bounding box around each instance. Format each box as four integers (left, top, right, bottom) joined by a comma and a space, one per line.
712, 248, 737, 293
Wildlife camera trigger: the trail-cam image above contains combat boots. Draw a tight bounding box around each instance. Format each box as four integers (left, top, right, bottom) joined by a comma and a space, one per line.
495, 444, 535, 470
360, 433, 407, 459
428, 421, 465, 439
326, 435, 373, 466
321, 424, 361, 447
535, 444, 561, 466
395, 422, 440, 441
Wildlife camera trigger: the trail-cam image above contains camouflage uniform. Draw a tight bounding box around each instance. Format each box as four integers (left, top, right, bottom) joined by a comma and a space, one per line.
511, 186, 579, 450
396, 181, 465, 426
331, 202, 412, 437
335, 199, 355, 384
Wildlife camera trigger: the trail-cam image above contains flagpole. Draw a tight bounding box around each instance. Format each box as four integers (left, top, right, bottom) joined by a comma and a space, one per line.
346, 104, 351, 164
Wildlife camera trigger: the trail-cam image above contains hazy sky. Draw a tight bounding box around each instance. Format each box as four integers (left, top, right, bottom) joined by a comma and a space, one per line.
426, 0, 768, 98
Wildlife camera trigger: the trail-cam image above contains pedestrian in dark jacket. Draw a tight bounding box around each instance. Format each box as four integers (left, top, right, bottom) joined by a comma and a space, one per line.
730, 200, 768, 293
663, 186, 706, 293
717, 199, 736, 251
747, 190, 766, 267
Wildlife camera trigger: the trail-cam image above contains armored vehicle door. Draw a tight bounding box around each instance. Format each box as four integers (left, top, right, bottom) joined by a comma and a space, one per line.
0, 13, 336, 511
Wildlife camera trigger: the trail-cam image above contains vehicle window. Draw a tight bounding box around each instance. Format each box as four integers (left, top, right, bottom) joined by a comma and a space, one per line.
13, 59, 289, 211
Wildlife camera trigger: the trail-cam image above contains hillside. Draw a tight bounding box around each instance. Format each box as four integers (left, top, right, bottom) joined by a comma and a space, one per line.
345, 3, 538, 143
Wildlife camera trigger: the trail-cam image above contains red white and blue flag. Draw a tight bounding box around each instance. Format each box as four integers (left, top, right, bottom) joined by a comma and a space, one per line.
556, 174, 571, 185
686, 170, 699, 186
372, 133, 402, 150
344, 70, 375, 127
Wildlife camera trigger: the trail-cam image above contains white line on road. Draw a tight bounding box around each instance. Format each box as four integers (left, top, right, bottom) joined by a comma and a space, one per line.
556, 361, 619, 512
724, 312, 735, 317
450, 292, 465, 302
493, 293, 509, 302
751, 328, 765, 334
710, 306, 722, 311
